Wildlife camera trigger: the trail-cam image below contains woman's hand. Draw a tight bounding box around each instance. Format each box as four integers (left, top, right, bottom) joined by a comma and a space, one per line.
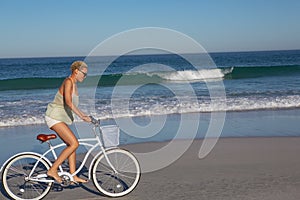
81, 115, 91, 122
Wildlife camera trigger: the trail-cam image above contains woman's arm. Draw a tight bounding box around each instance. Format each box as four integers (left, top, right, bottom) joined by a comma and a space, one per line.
63, 79, 91, 122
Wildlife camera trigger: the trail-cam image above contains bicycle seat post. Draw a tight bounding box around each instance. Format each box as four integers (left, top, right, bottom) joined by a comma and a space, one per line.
46, 140, 53, 149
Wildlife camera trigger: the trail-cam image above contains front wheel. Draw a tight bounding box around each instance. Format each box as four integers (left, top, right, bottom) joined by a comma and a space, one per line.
92, 148, 141, 197
2, 153, 53, 200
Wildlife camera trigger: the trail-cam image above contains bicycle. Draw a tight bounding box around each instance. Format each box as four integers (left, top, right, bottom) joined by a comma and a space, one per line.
1, 117, 141, 200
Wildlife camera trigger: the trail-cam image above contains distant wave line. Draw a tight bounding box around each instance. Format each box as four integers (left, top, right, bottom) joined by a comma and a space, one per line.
1, 65, 300, 91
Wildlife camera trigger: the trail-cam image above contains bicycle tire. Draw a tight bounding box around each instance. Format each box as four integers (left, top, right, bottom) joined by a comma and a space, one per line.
91, 148, 141, 197
2, 153, 53, 200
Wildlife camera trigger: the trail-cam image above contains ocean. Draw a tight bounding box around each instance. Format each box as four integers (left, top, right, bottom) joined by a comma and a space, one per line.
0, 50, 300, 128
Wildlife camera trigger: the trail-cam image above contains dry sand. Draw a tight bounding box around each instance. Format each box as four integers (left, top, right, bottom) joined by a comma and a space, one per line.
2, 137, 300, 200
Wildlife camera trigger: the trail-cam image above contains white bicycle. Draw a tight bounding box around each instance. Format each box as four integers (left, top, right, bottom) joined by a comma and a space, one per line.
1, 117, 141, 200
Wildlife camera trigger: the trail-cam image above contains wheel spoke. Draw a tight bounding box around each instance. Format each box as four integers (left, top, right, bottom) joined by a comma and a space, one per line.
92, 148, 140, 197
117, 172, 137, 180
7, 166, 28, 176
2, 154, 52, 200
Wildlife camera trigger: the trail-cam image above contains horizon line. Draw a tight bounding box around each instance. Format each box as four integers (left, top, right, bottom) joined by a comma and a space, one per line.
0, 48, 299, 60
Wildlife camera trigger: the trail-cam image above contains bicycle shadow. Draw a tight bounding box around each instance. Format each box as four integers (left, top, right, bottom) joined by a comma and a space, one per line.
0, 177, 12, 200
49, 161, 105, 197
50, 182, 103, 197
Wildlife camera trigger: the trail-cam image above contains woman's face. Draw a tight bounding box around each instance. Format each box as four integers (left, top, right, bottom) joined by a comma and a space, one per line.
76, 67, 87, 82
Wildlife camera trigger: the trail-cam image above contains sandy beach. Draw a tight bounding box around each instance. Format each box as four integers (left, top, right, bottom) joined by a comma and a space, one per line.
2, 137, 300, 200
1, 109, 300, 199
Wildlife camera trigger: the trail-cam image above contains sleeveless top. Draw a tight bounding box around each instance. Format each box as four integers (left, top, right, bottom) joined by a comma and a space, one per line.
45, 91, 79, 125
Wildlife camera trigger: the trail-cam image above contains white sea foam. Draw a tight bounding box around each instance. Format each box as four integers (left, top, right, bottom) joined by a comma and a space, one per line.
86, 95, 300, 124
1, 93, 300, 128
0, 116, 45, 127
156, 69, 224, 81
148, 67, 233, 82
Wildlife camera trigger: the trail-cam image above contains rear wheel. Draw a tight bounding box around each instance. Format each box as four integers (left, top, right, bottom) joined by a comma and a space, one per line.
92, 148, 141, 197
2, 153, 52, 200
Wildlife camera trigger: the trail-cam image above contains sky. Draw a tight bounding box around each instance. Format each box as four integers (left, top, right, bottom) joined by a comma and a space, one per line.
0, 0, 300, 58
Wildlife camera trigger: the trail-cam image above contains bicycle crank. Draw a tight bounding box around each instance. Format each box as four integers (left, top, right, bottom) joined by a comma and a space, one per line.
58, 172, 73, 187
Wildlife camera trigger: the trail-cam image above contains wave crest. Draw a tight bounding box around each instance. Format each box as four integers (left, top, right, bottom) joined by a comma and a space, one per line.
150, 68, 233, 81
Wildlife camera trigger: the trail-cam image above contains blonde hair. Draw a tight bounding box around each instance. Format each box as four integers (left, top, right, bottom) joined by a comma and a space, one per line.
70, 61, 88, 72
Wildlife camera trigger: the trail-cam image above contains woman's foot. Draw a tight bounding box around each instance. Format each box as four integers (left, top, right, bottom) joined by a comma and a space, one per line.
73, 176, 88, 184
47, 170, 62, 184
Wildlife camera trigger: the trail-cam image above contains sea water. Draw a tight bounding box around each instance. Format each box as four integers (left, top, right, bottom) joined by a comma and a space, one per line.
1, 50, 300, 164
0, 50, 300, 127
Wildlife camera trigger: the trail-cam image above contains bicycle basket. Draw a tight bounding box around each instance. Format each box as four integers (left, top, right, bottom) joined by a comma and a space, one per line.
100, 125, 120, 147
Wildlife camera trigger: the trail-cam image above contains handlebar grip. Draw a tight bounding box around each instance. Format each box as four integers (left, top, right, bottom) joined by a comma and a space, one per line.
89, 116, 99, 125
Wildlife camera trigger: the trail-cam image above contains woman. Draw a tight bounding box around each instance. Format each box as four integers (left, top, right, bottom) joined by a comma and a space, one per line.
45, 61, 91, 184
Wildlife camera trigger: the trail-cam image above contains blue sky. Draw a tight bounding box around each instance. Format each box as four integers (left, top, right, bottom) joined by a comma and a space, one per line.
0, 0, 299, 58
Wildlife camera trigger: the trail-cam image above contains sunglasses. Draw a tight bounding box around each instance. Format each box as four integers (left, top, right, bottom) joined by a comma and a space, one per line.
78, 69, 87, 77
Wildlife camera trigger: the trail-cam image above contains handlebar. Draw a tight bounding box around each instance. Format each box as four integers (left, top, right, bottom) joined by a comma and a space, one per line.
89, 116, 100, 126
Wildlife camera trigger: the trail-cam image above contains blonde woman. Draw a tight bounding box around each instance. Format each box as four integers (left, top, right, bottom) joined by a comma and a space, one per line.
45, 61, 91, 184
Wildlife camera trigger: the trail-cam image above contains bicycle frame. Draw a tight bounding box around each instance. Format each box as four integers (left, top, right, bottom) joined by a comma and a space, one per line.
25, 125, 118, 183
1, 116, 142, 200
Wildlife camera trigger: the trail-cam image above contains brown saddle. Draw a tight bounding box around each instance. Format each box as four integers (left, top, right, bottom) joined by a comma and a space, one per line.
36, 134, 57, 143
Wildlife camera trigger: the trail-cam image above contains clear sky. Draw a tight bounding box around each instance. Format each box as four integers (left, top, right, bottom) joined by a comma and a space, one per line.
1, 0, 300, 58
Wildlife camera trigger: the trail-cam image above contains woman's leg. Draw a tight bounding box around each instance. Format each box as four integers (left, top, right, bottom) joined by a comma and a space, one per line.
68, 151, 77, 175
68, 151, 88, 183
47, 122, 79, 183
